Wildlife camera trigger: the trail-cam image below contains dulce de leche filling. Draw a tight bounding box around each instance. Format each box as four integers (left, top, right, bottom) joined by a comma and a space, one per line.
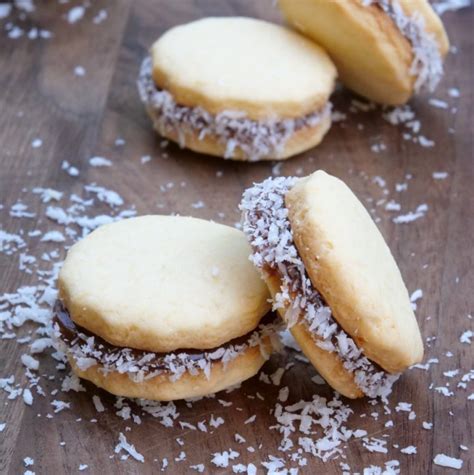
53, 300, 280, 384
240, 176, 400, 399
137, 57, 331, 161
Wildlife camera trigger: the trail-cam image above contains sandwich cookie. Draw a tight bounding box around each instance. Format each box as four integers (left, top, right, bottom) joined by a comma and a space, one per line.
279, 0, 449, 105
138, 17, 337, 161
240, 171, 423, 399
54, 215, 279, 401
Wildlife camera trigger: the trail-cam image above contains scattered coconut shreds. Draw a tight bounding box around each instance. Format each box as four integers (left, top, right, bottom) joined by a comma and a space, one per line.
395, 402, 412, 412
433, 171, 449, 180
381, 104, 436, 148
114, 433, 144, 463
460, 330, 473, 344
448, 87, 460, 98
21, 354, 39, 370
0, 4, 12, 19
429, 98, 449, 109
433, 0, 471, 16
137, 57, 331, 161
433, 454, 463, 469
84, 184, 123, 207
92, 395, 105, 413
93, 9, 108, 24
240, 176, 399, 399
61, 160, 79, 177
190, 464, 205, 473
51, 400, 70, 413
67, 6, 85, 24
89, 157, 112, 167
401, 445, 417, 454
393, 204, 428, 224
41, 231, 66, 243
74, 66, 86, 77
211, 450, 239, 468
244, 415, 256, 425
418, 135, 435, 148
23, 388, 33, 406
410, 289, 423, 303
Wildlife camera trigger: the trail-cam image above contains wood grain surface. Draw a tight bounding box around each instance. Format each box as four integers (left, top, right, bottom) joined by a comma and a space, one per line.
0, 1, 472, 474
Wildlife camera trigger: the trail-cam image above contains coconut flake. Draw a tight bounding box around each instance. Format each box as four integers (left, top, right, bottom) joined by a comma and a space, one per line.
89, 157, 112, 167
433, 454, 463, 469
114, 432, 144, 463
21, 354, 39, 370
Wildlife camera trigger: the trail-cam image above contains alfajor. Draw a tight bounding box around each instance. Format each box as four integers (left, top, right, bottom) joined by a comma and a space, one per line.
138, 17, 337, 161
54, 215, 279, 401
279, 0, 449, 105
240, 171, 423, 399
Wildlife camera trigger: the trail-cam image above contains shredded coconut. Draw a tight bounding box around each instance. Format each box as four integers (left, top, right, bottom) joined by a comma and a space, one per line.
364, 0, 444, 91
433, 0, 471, 16
460, 330, 473, 344
240, 177, 399, 399
92, 395, 105, 412
89, 157, 112, 167
137, 57, 331, 161
67, 6, 85, 24
433, 454, 463, 469
54, 304, 280, 384
114, 432, 144, 463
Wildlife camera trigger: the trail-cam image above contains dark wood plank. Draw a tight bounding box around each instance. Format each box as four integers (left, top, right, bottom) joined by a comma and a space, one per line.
0, 1, 472, 474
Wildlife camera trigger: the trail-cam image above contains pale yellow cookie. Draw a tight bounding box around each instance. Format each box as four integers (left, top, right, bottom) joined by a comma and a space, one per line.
138, 17, 337, 161
59, 215, 271, 353
286, 171, 423, 373
279, 0, 449, 104
240, 171, 423, 399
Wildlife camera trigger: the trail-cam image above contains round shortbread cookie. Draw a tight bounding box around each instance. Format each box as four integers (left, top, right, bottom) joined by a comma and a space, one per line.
240, 172, 423, 398
285, 171, 424, 374
150, 17, 336, 120
279, 0, 449, 104
59, 215, 271, 353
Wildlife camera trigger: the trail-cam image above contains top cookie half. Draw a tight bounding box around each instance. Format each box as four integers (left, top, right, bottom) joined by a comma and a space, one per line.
150, 17, 336, 120
58, 216, 271, 353
285, 171, 423, 372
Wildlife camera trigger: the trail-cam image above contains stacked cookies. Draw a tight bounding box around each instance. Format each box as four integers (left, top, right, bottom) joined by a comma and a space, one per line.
55, 171, 423, 401
138, 17, 336, 161
55, 3, 440, 401
240, 171, 423, 399
55, 216, 278, 401
138, 3, 448, 160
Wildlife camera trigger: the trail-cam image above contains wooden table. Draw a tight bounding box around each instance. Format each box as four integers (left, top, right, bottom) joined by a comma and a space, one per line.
0, 1, 472, 473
